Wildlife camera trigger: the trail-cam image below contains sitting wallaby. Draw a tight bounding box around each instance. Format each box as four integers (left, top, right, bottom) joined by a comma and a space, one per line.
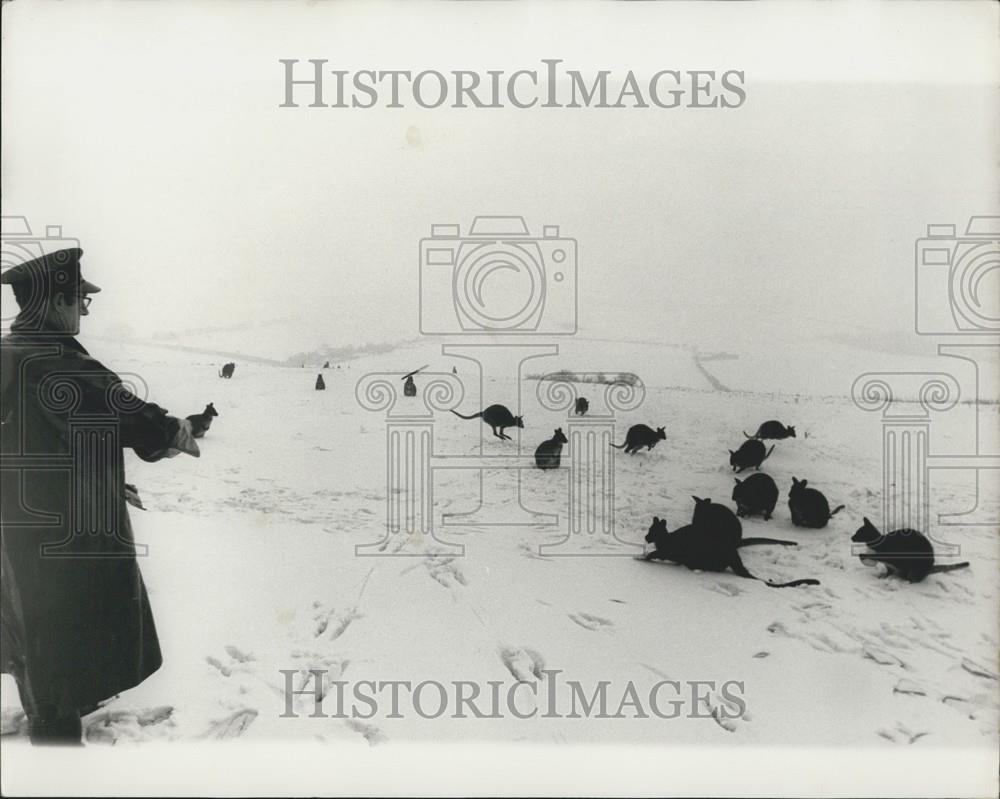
534, 428, 568, 470
610, 424, 666, 455
643, 517, 818, 587
451, 404, 523, 440
315, 374, 326, 391
729, 438, 774, 472
575, 397, 589, 416
732, 473, 779, 520
690, 495, 795, 547
852, 517, 970, 582
218, 362, 235, 379
788, 477, 844, 528
744, 420, 796, 440
186, 402, 218, 439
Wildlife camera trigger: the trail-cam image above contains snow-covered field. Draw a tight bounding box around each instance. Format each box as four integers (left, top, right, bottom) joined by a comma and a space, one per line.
1, 335, 997, 757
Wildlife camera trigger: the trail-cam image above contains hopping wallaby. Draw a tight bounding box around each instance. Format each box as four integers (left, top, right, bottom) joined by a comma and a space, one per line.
690, 496, 795, 547
186, 402, 218, 439
732, 473, 780, 520
744, 421, 796, 440
218, 362, 235, 379
575, 397, 589, 416
788, 477, 844, 528
729, 439, 774, 472
642, 517, 819, 588
451, 404, 523, 440
534, 428, 569, 470
315, 374, 326, 391
852, 517, 970, 582
610, 424, 666, 455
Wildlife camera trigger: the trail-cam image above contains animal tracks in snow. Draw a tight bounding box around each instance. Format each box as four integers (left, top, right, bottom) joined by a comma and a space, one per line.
498, 646, 546, 682
568, 612, 614, 631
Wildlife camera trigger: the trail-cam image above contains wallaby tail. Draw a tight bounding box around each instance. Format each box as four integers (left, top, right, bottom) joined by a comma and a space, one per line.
731, 553, 818, 587
609, 441, 627, 449
740, 537, 798, 547
927, 562, 971, 575
829, 504, 845, 517
762, 444, 775, 462
765, 578, 821, 588
218, 368, 224, 377
450, 409, 482, 420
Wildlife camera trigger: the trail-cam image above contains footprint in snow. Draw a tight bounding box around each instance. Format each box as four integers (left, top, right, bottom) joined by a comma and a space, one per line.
499, 646, 546, 681
568, 612, 614, 631
200, 708, 258, 740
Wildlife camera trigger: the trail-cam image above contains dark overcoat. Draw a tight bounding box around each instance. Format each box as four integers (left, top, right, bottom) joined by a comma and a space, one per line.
1, 329, 179, 716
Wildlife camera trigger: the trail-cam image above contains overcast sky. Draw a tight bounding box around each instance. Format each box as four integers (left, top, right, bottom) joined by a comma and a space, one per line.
2, 1, 997, 358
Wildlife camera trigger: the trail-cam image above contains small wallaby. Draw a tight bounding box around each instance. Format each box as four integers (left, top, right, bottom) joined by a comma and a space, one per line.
852, 517, 970, 582
575, 397, 589, 416
744, 421, 796, 440
732, 473, 779, 520
534, 428, 568, 470
610, 424, 666, 455
403, 376, 416, 397
729, 439, 774, 472
451, 404, 524, 440
186, 402, 218, 438
642, 517, 819, 588
218, 362, 235, 379
315, 374, 326, 391
323, 361, 330, 369
788, 477, 844, 529
690, 495, 795, 547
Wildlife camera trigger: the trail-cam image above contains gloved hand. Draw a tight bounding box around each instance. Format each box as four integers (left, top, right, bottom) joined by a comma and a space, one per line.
124, 482, 147, 510
165, 418, 200, 458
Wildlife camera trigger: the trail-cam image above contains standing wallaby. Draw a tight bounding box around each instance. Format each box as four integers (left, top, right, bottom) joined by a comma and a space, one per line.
729, 439, 774, 472
642, 517, 818, 587
788, 477, 844, 528
744, 421, 796, 440
534, 428, 568, 470
403, 376, 416, 397
186, 402, 218, 439
610, 424, 666, 455
732, 473, 780, 520
852, 517, 970, 582
315, 374, 326, 391
451, 404, 523, 440
690, 496, 795, 547
575, 397, 589, 416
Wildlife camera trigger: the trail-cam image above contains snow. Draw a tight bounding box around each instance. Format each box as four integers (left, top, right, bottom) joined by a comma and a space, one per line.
1, 335, 996, 765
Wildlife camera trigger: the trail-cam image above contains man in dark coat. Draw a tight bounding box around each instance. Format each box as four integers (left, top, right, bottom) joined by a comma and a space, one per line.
0, 248, 200, 744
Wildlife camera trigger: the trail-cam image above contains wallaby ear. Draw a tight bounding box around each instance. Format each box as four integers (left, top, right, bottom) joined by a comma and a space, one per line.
692, 495, 702, 504
653, 515, 660, 523
729, 449, 734, 455
801, 480, 808, 487
863, 516, 871, 526
792, 476, 799, 485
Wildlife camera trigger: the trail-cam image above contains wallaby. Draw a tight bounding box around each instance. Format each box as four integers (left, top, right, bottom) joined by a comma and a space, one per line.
575, 397, 590, 416
729, 439, 774, 472
788, 477, 844, 529
403, 376, 416, 397
690, 496, 795, 547
185, 402, 218, 439
315, 374, 326, 391
323, 361, 330, 369
732, 473, 780, 520
451, 404, 524, 440
852, 517, 970, 582
218, 362, 235, 379
744, 421, 796, 440
610, 424, 666, 455
534, 428, 569, 470
642, 517, 819, 588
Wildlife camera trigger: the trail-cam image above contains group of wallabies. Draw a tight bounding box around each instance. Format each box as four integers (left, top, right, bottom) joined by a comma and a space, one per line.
448, 400, 971, 589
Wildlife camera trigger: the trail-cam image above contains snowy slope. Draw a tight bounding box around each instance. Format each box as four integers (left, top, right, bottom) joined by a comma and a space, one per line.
1, 336, 996, 754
